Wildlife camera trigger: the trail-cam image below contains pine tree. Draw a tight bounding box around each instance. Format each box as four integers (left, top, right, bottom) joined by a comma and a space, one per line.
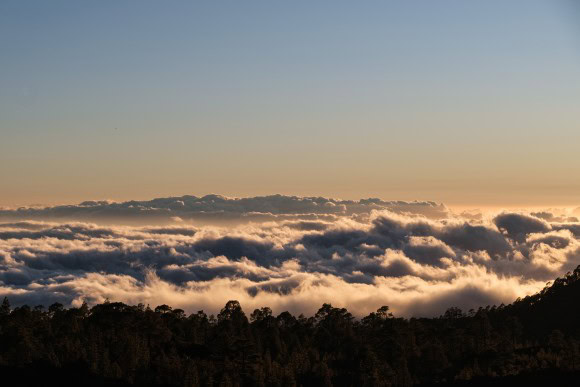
0, 297, 10, 316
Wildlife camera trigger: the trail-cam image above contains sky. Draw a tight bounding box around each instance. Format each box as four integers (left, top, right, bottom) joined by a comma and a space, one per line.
1, 0, 580, 208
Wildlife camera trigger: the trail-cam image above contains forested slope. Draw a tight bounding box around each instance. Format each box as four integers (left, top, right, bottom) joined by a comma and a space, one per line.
2, 266, 580, 386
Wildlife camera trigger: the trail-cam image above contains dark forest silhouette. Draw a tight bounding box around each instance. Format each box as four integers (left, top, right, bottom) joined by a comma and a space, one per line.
3, 267, 580, 386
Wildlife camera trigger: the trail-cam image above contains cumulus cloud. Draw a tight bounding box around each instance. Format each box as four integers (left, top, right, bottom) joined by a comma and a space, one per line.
494, 213, 551, 242
531, 211, 579, 223
1, 196, 580, 317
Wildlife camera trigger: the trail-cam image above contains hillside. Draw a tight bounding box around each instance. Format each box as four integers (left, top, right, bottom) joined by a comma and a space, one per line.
2, 266, 580, 386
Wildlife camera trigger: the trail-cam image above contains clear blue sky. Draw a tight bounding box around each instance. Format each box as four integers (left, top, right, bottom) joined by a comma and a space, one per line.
1, 0, 579, 207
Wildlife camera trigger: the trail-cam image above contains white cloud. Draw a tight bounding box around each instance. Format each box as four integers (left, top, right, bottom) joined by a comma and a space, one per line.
0, 196, 579, 317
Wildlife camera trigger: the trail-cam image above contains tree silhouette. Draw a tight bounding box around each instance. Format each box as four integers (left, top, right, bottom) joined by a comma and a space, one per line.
0, 296, 10, 316
2, 267, 580, 385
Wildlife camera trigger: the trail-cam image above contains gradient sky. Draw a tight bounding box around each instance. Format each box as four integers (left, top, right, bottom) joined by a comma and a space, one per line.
1, 0, 579, 208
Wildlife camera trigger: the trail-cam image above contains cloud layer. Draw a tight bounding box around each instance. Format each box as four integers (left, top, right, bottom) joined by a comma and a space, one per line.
1, 195, 580, 317
0, 194, 449, 224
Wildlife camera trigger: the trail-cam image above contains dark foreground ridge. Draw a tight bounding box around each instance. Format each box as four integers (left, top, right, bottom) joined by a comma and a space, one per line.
3, 267, 580, 386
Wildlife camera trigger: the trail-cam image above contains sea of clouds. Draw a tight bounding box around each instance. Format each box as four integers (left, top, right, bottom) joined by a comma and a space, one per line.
1, 195, 580, 317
